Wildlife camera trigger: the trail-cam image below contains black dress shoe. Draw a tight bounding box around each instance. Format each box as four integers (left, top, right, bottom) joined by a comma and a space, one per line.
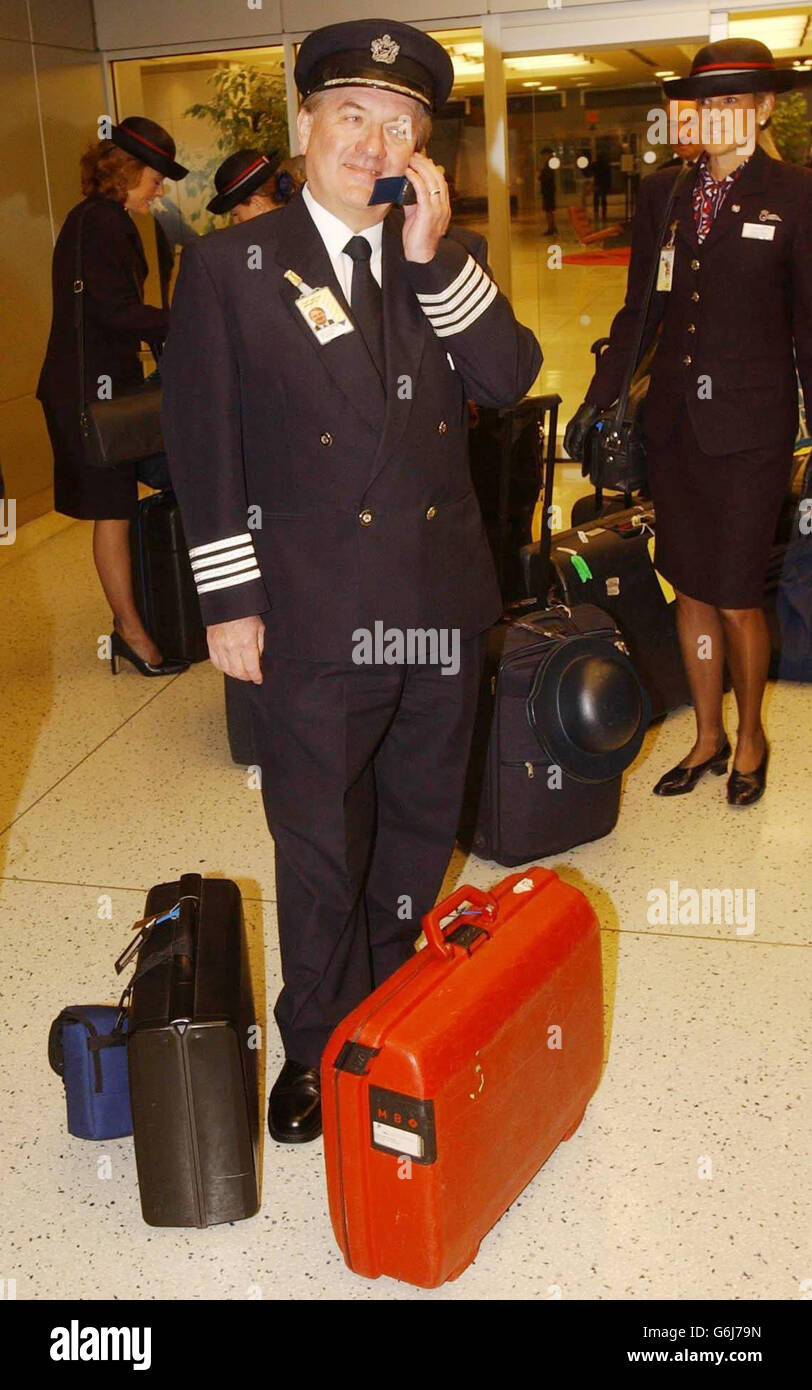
110, 629, 189, 677
727, 742, 769, 807
652, 737, 731, 795
268, 1059, 322, 1144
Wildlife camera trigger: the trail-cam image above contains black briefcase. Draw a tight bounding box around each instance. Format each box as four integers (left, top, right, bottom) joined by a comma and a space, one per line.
458, 604, 649, 866
521, 507, 690, 721
130, 490, 208, 664
126, 874, 260, 1228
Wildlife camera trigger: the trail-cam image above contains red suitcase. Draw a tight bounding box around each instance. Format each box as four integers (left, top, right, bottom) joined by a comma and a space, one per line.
322, 867, 604, 1288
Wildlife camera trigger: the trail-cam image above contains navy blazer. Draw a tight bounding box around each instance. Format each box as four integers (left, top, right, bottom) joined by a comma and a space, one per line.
161, 194, 541, 661
587, 146, 812, 456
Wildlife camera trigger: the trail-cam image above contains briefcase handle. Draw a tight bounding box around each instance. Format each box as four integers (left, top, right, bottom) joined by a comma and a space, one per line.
422, 884, 498, 961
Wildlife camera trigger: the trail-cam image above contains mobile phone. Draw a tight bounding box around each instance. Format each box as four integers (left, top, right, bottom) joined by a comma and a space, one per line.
367, 175, 417, 206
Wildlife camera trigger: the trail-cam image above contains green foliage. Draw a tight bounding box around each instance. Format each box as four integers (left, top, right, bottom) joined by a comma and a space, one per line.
182, 64, 290, 227
770, 91, 810, 165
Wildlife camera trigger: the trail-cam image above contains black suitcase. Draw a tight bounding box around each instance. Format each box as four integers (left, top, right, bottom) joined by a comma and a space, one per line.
521, 506, 690, 720
130, 489, 208, 664
126, 873, 259, 1228
469, 394, 561, 605
570, 487, 648, 528
224, 675, 255, 765
458, 604, 649, 866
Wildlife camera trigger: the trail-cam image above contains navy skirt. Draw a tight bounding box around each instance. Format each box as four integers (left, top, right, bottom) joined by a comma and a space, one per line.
645, 404, 796, 609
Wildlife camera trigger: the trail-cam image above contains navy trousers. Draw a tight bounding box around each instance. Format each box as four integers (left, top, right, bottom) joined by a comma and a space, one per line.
247, 633, 487, 1067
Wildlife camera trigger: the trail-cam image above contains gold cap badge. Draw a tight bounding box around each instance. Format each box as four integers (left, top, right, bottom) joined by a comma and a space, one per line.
370, 34, 399, 65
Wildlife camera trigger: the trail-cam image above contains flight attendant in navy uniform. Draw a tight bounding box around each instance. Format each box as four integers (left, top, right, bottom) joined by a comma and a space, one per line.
566, 39, 812, 808
161, 19, 542, 1141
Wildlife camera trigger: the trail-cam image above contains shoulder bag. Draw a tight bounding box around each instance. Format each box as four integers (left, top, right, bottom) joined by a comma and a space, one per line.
73, 199, 165, 468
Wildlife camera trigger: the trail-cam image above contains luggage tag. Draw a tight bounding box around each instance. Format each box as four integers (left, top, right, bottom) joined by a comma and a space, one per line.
571, 554, 593, 582
284, 270, 354, 345
656, 220, 678, 292
114, 904, 181, 975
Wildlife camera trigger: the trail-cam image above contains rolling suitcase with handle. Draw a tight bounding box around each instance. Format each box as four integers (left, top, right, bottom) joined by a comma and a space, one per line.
124, 873, 259, 1228
322, 867, 604, 1288
458, 603, 649, 865
130, 489, 208, 664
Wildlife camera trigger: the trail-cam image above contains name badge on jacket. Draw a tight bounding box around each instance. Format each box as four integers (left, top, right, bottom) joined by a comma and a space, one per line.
741, 223, 775, 241
283, 270, 354, 345
296, 286, 354, 344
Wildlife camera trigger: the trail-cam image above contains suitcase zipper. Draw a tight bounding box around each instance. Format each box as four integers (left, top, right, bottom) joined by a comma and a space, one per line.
489, 623, 620, 844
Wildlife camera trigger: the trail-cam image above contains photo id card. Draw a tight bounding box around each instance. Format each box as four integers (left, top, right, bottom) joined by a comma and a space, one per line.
295, 286, 354, 344
656, 247, 675, 292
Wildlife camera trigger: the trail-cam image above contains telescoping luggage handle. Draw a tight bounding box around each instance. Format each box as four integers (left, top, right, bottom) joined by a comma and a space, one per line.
496, 393, 561, 602
422, 885, 498, 961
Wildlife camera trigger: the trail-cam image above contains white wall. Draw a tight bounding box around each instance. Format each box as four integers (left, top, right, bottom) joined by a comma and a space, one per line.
92, 0, 812, 55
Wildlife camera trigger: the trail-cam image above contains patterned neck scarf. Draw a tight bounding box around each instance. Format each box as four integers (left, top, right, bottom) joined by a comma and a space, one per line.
692, 151, 750, 243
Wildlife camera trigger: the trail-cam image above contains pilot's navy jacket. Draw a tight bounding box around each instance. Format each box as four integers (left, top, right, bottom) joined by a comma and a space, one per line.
161, 193, 541, 660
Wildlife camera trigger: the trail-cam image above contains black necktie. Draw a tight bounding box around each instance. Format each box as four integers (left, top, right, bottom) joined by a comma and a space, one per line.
343, 235, 384, 379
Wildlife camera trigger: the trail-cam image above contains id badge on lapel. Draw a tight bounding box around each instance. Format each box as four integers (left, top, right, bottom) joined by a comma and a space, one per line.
284, 269, 354, 345
656, 221, 679, 293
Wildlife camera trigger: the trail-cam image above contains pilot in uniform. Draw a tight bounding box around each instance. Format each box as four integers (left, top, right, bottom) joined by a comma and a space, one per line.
161, 18, 542, 1142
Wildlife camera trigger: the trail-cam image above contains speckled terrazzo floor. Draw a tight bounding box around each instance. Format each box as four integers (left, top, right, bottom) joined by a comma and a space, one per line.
1, 507, 809, 1301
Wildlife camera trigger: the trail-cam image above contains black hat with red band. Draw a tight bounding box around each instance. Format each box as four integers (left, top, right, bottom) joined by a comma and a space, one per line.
109, 116, 189, 181
663, 37, 812, 98
207, 149, 286, 214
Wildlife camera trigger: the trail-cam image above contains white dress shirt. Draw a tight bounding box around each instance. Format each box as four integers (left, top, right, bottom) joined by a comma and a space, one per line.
302, 182, 383, 299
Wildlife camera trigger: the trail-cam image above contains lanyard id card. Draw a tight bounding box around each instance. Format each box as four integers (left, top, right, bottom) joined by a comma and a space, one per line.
284, 270, 354, 344
656, 220, 679, 292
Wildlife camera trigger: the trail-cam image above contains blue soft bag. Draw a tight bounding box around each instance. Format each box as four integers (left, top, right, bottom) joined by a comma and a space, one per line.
48, 1005, 131, 1140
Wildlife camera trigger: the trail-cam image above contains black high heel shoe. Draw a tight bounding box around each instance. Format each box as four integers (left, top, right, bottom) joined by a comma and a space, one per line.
652, 737, 731, 796
110, 629, 189, 677
727, 742, 769, 807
